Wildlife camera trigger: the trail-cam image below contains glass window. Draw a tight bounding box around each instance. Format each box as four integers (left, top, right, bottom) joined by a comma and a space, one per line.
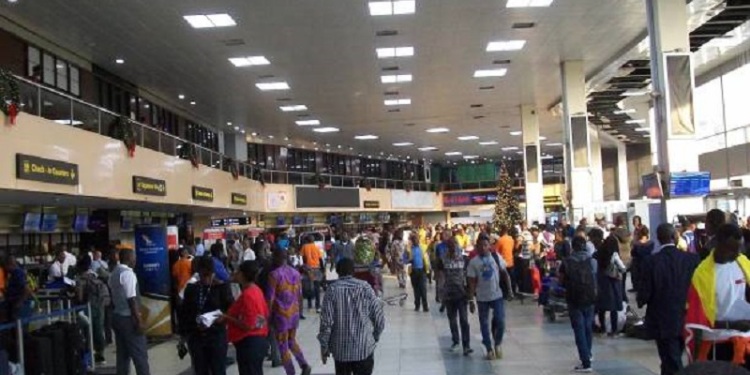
69, 66, 80, 96
42, 53, 55, 85
694, 77, 723, 138
27, 46, 41, 78
722, 64, 750, 130
56, 60, 68, 91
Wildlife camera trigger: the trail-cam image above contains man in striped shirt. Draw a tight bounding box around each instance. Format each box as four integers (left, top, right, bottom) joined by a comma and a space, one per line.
318, 258, 385, 375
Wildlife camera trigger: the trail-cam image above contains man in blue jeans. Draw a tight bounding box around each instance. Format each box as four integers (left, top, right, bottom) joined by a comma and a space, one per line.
467, 236, 511, 360
559, 236, 598, 373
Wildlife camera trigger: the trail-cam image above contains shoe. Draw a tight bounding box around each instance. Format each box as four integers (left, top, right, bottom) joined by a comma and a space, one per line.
301, 365, 312, 375
415, 307, 420, 312
573, 364, 592, 373
450, 343, 459, 353
494, 346, 502, 360
463, 347, 474, 356
300, 315, 306, 320
439, 305, 446, 313
590, 353, 594, 362
485, 349, 496, 360
423, 308, 430, 313
316, 308, 321, 314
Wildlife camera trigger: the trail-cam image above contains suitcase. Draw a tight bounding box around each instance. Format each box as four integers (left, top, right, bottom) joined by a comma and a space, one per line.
36, 326, 68, 375
24, 334, 54, 375
49, 322, 86, 375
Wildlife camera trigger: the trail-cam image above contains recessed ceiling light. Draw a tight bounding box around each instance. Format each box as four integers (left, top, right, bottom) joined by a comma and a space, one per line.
256, 82, 290, 91
355, 135, 379, 140
539, 136, 547, 141
241, 130, 246, 134
190, 101, 196, 105
115, 59, 125, 64
313, 127, 340, 133
251, 132, 258, 136
458, 136, 479, 141
445, 151, 463, 156
369, 0, 415, 15
418, 146, 438, 151
183, 14, 237, 29
510, 131, 522, 136
507, 0, 554, 8
234, 126, 240, 131
227, 122, 232, 126
280, 105, 308, 112
393, 142, 414, 146
546, 142, 563, 146
613, 108, 636, 115
626, 119, 647, 124
463, 155, 479, 160
479, 141, 499, 146
502, 146, 519, 151
376, 46, 414, 58
228, 56, 270, 67
474, 69, 508, 78
384, 98, 411, 106
381, 74, 413, 83
426, 127, 450, 133
486, 40, 527, 52
178, 94, 185, 100
296, 120, 320, 126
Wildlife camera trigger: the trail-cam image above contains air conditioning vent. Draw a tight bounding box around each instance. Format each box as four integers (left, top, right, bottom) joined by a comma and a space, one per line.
404, 123, 415, 127
470, 104, 484, 108
473, 115, 486, 120
512, 22, 535, 29
384, 91, 399, 96
388, 109, 401, 113
297, 114, 310, 118
221, 38, 246, 46
276, 98, 293, 102
479, 85, 495, 90
376, 30, 399, 37
258, 74, 275, 79
493, 59, 511, 65
382, 66, 399, 71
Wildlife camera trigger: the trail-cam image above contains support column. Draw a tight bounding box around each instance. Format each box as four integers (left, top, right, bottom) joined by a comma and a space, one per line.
521, 104, 545, 224
617, 143, 630, 202
590, 128, 604, 202
646, 0, 701, 222
223, 133, 248, 162
561, 60, 594, 223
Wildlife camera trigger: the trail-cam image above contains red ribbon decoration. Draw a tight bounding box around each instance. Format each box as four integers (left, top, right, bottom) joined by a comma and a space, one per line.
7, 102, 17, 125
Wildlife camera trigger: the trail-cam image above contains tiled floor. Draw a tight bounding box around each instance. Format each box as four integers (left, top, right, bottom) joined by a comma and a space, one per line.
104, 277, 662, 375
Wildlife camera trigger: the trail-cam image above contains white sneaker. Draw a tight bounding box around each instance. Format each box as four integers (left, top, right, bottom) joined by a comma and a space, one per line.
485, 349, 496, 360
450, 343, 459, 353
573, 364, 592, 373
494, 345, 502, 360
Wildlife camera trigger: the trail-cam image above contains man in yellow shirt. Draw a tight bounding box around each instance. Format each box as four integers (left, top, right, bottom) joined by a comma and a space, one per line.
455, 226, 470, 251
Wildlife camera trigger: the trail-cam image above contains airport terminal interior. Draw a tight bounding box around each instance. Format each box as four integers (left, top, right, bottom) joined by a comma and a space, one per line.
2, 0, 750, 374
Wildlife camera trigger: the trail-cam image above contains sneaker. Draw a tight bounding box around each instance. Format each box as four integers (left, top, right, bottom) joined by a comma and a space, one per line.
485, 349, 496, 360
423, 308, 430, 313
450, 343, 460, 353
573, 365, 592, 373
494, 346, 502, 360
463, 347, 474, 356
301, 365, 312, 375
439, 305, 446, 313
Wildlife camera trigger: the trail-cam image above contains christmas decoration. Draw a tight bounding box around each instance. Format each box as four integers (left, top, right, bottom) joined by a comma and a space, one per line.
178, 142, 200, 168
0, 68, 20, 125
404, 180, 413, 193
224, 157, 239, 180
492, 162, 523, 232
110, 116, 137, 157
314, 173, 327, 189
433, 183, 444, 195
253, 166, 265, 187
361, 178, 373, 191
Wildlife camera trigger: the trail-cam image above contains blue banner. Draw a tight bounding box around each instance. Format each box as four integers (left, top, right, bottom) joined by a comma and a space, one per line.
134, 225, 170, 297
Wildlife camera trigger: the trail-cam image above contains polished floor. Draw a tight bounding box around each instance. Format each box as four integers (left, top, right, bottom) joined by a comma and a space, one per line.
105, 276, 663, 375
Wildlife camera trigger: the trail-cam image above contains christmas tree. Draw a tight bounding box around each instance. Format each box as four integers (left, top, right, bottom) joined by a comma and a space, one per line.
492, 162, 523, 232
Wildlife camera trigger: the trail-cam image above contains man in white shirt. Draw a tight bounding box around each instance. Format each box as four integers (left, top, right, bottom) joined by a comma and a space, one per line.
48, 251, 66, 280
62, 247, 77, 275
91, 250, 109, 274
242, 239, 256, 261
194, 237, 205, 257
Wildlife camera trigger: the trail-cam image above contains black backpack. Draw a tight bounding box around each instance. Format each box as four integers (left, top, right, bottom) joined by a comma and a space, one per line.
563, 256, 597, 307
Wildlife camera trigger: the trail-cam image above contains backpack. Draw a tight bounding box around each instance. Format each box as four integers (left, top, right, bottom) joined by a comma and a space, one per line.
354, 238, 375, 266
83, 273, 111, 307
562, 256, 597, 307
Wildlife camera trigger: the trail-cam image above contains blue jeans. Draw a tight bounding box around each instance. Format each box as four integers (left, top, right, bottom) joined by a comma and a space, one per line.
477, 298, 505, 350
569, 305, 594, 368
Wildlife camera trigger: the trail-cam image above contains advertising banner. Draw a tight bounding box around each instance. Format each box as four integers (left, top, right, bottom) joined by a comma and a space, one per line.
134, 225, 171, 336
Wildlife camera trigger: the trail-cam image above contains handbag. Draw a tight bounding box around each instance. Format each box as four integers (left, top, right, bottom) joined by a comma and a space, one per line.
606, 258, 622, 280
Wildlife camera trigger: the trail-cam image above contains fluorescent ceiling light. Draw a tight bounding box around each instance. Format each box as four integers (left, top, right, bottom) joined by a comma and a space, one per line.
355, 135, 379, 140
178, 94, 185, 100
474, 69, 507, 78
546, 142, 563, 146
510, 131, 522, 136
256, 82, 290, 91
426, 127, 450, 133
296, 120, 320, 126
280, 105, 308, 112
622, 90, 650, 97
479, 141, 499, 146
626, 119, 647, 124
635, 128, 650, 132
381, 74, 413, 83
369, 0, 415, 16
458, 136, 479, 141
234, 126, 240, 131
313, 127, 340, 133
539, 136, 547, 141
53, 119, 84, 126
384, 98, 411, 106
445, 151, 463, 156
183, 14, 237, 29
228, 56, 270, 67
376, 46, 414, 58
463, 155, 479, 160
502, 146, 519, 151
115, 59, 125, 64
506, 0, 554, 8
418, 146, 438, 151
613, 108, 636, 115
393, 142, 414, 146
486, 40, 526, 52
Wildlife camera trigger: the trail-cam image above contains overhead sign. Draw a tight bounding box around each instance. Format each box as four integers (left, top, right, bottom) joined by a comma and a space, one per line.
211, 217, 250, 227
192, 186, 214, 202
16, 154, 78, 186
231, 193, 247, 206
363, 200, 380, 209
443, 190, 526, 207
133, 176, 167, 196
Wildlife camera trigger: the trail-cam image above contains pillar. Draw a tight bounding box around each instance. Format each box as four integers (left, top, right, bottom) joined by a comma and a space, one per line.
617, 142, 630, 202
561, 60, 594, 223
223, 133, 248, 162
589, 128, 604, 202
646, 0, 702, 222
521, 104, 545, 224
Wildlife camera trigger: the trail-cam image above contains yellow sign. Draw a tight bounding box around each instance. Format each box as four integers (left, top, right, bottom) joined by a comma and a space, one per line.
132, 176, 167, 196
192, 186, 214, 202
231, 193, 247, 206
16, 154, 79, 185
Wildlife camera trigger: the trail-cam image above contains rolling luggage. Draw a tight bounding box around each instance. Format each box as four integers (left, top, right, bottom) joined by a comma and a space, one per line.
24, 334, 54, 375
33, 327, 66, 375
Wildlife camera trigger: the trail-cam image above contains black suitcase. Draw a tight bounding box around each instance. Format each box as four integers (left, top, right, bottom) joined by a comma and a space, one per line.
50, 321, 86, 375
24, 334, 54, 375
34, 327, 67, 375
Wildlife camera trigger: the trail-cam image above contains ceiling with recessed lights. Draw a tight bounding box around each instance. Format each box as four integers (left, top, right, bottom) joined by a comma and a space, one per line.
0, 0, 655, 161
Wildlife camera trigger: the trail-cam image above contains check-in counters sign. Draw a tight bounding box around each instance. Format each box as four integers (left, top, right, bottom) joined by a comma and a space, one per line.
133, 176, 167, 196
16, 154, 79, 186
192, 186, 214, 202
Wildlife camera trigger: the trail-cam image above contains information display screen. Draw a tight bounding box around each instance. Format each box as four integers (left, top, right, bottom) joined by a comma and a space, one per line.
670, 172, 710, 197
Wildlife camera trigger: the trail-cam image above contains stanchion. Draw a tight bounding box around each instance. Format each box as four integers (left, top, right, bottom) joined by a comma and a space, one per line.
87, 303, 95, 372
15, 319, 24, 371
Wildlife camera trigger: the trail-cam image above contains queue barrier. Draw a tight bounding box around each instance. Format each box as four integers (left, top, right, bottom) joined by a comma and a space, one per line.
0, 302, 96, 373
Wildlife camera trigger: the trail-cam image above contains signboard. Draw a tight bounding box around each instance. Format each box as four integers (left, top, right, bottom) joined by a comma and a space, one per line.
231, 193, 247, 206
296, 187, 360, 208
267, 191, 289, 210
211, 217, 250, 227
443, 190, 526, 207
192, 186, 214, 202
133, 176, 167, 196
134, 225, 171, 336
166, 226, 179, 251
363, 200, 380, 209
16, 154, 78, 185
